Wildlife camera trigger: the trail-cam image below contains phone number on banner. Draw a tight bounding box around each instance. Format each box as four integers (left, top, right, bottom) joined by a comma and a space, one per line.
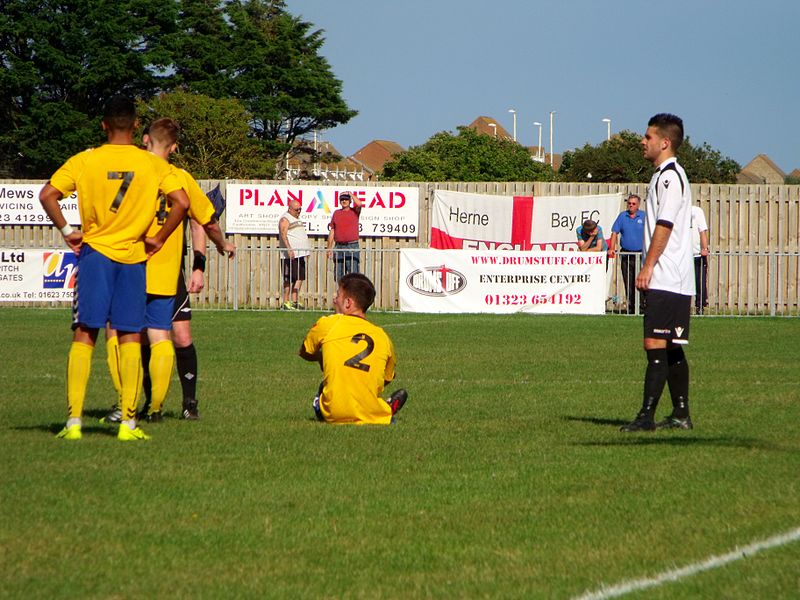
484, 293, 583, 306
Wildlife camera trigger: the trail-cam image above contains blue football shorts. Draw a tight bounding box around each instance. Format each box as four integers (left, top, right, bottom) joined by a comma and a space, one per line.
72, 244, 146, 333
145, 294, 175, 331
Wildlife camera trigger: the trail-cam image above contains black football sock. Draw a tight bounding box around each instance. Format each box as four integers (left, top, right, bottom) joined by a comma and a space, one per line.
640, 348, 669, 420
666, 346, 690, 418
175, 343, 198, 401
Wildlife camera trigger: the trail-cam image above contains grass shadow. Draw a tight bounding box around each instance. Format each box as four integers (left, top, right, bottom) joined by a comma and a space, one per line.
563, 415, 629, 427
12, 422, 118, 437
573, 436, 793, 451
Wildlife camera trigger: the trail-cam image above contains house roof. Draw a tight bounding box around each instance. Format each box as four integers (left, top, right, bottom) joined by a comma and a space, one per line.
467, 116, 513, 140
352, 140, 405, 174
740, 154, 786, 182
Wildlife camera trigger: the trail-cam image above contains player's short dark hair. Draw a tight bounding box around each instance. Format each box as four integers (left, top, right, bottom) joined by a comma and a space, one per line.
103, 95, 137, 131
339, 273, 376, 312
146, 117, 180, 146
648, 113, 684, 152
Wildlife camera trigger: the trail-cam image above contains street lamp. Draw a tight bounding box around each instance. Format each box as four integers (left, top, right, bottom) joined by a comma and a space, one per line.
488, 123, 497, 138
549, 111, 556, 168
602, 117, 611, 141
508, 108, 517, 142
533, 122, 543, 161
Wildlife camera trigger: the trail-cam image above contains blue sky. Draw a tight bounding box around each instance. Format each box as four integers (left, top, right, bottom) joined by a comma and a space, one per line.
286, 0, 799, 173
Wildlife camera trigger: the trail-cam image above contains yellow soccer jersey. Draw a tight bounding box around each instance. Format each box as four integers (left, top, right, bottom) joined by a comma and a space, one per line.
145, 168, 216, 296
303, 314, 396, 425
49, 144, 183, 264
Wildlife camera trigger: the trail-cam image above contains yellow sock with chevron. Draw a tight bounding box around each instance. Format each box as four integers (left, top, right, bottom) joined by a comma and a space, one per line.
148, 339, 174, 414
118, 342, 142, 422
66, 341, 94, 418
106, 335, 122, 404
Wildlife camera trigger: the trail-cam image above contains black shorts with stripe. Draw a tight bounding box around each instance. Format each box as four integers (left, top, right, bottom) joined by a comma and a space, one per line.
172, 272, 191, 322
643, 289, 691, 344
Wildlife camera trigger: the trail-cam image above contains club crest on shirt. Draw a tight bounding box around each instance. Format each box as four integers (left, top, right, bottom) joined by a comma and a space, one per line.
664, 180, 670, 188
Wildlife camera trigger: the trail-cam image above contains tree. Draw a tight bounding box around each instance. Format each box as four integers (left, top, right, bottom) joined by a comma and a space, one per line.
558, 130, 741, 184
167, 0, 234, 98
0, 0, 177, 177
167, 0, 356, 173
225, 0, 356, 176
138, 91, 273, 179
381, 127, 556, 182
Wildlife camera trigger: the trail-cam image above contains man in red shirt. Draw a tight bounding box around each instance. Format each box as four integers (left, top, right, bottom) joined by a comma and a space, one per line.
326, 191, 362, 281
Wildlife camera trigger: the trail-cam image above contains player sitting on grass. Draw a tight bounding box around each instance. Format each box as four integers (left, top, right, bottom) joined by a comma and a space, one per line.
299, 273, 407, 424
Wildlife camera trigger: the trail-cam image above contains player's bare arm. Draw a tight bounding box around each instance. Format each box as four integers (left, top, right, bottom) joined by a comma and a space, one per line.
299, 345, 322, 365
636, 223, 672, 291
39, 183, 83, 253
202, 217, 235, 258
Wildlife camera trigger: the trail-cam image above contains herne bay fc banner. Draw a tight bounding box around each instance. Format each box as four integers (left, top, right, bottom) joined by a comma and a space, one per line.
400, 249, 606, 314
430, 190, 621, 250
226, 184, 419, 237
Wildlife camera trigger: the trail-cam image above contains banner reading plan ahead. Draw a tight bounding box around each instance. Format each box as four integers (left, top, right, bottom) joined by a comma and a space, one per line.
226, 184, 419, 237
400, 249, 606, 314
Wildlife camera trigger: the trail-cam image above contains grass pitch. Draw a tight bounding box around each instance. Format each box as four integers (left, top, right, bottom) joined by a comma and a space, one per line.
1, 308, 798, 599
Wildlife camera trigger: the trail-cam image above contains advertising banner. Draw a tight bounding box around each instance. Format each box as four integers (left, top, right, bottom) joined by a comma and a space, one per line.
0, 184, 80, 226
0, 249, 76, 302
226, 184, 419, 237
430, 190, 621, 250
400, 248, 606, 314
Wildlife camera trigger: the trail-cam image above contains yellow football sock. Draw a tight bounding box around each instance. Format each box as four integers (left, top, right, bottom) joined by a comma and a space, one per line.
118, 342, 143, 422
66, 341, 94, 418
106, 335, 122, 404
148, 339, 174, 414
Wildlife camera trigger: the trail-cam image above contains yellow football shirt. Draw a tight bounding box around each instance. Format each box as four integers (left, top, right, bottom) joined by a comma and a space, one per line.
303, 314, 396, 425
145, 168, 216, 296
49, 144, 183, 264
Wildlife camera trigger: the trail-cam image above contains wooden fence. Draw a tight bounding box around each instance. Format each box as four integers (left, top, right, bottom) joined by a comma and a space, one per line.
2, 180, 799, 314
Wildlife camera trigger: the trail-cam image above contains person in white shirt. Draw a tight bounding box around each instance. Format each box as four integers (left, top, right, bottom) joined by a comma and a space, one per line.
278, 199, 311, 310
621, 113, 695, 432
690, 205, 710, 314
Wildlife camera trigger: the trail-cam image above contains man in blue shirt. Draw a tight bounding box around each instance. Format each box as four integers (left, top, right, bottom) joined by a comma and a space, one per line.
609, 194, 646, 314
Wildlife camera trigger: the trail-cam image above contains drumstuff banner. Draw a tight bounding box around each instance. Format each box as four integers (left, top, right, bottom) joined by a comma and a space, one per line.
399, 248, 606, 314
226, 184, 419, 237
0, 184, 80, 226
430, 190, 621, 250
0, 249, 76, 302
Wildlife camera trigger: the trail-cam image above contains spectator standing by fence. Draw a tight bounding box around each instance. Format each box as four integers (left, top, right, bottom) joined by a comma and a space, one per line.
279, 199, 310, 310
690, 205, 710, 314
609, 194, 646, 314
326, 192, 361, 281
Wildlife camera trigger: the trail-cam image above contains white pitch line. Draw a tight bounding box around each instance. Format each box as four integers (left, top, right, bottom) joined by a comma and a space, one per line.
381, 319, 460, 328
573, 526, 800, 600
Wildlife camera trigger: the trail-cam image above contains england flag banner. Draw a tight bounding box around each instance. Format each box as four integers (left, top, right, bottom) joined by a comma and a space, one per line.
400, 248, 606, 314
430, 190, 621, 250
0, 184, 80, 226
226, 184, 419, 237
0, 248, 76, 302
